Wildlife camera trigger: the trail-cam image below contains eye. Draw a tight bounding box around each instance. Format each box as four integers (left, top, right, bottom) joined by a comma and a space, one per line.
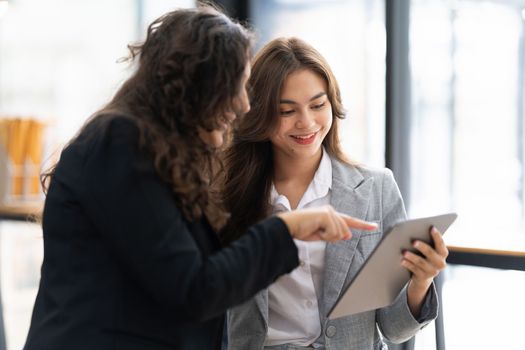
280, 109, 295, 116
312, 102, 326, 110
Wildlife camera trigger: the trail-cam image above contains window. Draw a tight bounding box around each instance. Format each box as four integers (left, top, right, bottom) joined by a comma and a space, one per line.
409, 1, 525, 348
410, 0, 525, 247
0, 0, 137, 149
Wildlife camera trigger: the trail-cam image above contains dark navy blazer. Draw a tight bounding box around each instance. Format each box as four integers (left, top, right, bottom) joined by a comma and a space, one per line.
24, 117, 298, 350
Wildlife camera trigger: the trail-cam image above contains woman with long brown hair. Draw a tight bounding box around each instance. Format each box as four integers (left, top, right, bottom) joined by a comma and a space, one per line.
224, 37, 448, 349
22, 7, 376, 350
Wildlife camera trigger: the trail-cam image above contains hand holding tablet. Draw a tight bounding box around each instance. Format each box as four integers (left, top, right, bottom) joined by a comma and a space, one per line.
327, 213, 458, 319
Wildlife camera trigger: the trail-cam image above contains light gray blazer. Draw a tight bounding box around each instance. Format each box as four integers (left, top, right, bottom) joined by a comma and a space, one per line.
227, 159, 438, 350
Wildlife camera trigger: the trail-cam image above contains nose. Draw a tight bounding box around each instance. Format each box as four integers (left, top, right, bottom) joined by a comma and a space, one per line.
242, 91, 250, 114
295, 109, 315, 129
238, 90, 250, 114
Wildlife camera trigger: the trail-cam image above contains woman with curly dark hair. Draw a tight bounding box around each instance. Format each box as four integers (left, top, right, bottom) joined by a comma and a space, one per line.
22, 5, 377, 350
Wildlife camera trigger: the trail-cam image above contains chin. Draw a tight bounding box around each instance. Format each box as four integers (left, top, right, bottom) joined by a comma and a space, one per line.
294, 140, 322, 150
290, 146, 322, 158
210, 139, 223, 148
208, 130, 226, 148
211, 135, 224, 148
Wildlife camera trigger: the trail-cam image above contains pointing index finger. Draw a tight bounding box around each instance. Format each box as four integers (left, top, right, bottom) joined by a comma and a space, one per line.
338, 213, 378, 231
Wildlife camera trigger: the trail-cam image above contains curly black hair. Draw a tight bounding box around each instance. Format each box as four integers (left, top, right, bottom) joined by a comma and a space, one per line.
42, 4, 254, 230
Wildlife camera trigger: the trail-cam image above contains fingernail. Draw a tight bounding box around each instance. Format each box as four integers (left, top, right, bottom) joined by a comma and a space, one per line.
413, 241, 420, 248
431, 227, 438, 234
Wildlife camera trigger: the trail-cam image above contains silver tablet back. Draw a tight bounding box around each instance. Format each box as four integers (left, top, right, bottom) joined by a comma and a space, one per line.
328, 213, 458, 319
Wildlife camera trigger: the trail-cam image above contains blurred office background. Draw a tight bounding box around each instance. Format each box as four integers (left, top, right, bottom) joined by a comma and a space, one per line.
0, 0, 524, 349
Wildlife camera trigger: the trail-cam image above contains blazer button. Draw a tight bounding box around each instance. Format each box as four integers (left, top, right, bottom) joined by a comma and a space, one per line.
326, 325, 337, 338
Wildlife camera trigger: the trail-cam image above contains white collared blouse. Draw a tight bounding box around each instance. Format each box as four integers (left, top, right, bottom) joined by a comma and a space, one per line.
265, 149, 332, 347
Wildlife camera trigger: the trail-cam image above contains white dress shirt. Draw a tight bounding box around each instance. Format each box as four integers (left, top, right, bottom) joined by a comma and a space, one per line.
265, 149, 332, 347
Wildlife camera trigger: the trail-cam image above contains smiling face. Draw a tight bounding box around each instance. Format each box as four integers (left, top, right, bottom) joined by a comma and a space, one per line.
270, 68, 333, 162
198, 64, 251, 148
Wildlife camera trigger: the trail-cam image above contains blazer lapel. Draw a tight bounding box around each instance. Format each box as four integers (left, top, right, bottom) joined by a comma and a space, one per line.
254, 288, 269, 326
322, 160, 374, 314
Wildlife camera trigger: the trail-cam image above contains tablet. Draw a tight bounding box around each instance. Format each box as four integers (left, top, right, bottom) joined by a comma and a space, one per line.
327, 212, 458, 320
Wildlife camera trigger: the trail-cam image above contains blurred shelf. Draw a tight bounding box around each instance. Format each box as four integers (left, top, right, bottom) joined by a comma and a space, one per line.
447, 244, 525, 271
448, 245, 525, 257
0, 203, 43, 222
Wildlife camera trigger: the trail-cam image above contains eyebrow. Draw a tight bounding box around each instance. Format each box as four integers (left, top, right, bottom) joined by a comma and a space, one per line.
279, 92, 327, 105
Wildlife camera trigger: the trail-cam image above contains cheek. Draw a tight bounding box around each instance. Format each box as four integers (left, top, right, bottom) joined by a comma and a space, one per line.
321, 111, 333, 134
273, 120, 290, 139
269, 130, 281, 146
269, 121, 291, 148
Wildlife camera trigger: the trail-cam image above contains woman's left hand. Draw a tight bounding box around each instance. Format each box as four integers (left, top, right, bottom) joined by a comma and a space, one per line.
402, 226, 448, 289
402, 227, 448, 317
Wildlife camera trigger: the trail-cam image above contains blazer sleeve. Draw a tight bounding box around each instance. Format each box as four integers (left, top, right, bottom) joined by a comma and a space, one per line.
75, 121, 299, 322
375, 169, 439, 343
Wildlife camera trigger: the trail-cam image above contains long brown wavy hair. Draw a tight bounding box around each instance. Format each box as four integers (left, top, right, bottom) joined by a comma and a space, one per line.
41, 4, 254, 230
220, 37, 353, 243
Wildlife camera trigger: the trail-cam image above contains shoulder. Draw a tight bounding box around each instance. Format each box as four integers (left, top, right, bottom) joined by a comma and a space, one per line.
57, 114, 145, 176
79, 114, 140, 148
59, 114, 143, 168
330, 157, 396, 189
353, 164, 394, 180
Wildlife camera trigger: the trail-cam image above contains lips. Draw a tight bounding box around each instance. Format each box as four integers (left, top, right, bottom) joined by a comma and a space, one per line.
289, 131, 319, 145
224, 111, 236, 123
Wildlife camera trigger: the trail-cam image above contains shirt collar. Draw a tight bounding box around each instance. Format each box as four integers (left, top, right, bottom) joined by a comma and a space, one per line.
313, 147, 332, 192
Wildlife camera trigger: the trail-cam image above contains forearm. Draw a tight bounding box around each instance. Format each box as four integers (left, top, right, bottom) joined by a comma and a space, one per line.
377, 282, 437, 343
407, 278, 432, 318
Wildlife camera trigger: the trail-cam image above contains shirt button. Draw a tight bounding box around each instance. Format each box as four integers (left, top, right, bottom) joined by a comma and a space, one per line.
299, 260, 305, 267
326, 325, 337, 338
306, 300, 313, 307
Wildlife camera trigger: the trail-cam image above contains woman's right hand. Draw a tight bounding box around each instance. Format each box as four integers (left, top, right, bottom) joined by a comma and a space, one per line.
276, 205, 378, 242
